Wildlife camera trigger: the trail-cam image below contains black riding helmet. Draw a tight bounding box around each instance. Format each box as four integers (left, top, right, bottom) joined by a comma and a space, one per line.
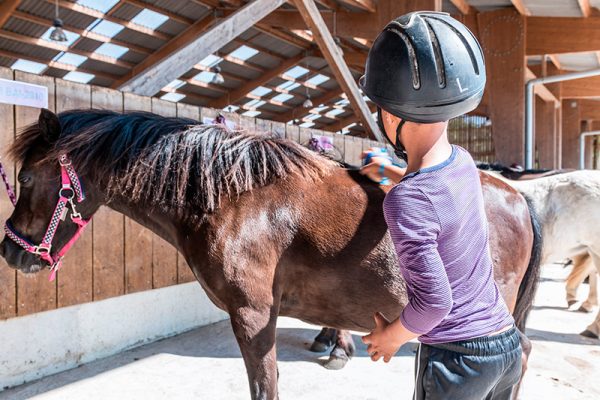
359, 12, 485, 159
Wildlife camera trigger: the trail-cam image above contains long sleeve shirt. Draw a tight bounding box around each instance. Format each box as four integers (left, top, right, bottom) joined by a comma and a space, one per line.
383, 145, 513, 344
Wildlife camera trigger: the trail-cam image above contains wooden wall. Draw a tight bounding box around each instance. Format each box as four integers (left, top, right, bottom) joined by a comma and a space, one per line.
0, 68, 495, 321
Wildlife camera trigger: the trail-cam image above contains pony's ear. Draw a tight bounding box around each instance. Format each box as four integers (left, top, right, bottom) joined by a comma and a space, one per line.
38, 108, 61, 143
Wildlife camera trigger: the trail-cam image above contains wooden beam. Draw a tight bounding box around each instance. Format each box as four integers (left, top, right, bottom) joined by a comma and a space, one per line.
511, 0, 531, 15
209, 52, 307, 109
449, 0, 473, 14
562, 75, 600, 98
578, 0, 592, 17
292, 0, 382, 139
0, 48, 120, 81
273, 88, 344, 122
337, 0, 376, 13
0, 0, 21, 28
579, 99, 600, 122
527, 17, 600, 55
0, 29, 134, 69
118, 0, 286, 96
525, 68, 559, 105
112, 14, 214, 89
11, 10, 153, 55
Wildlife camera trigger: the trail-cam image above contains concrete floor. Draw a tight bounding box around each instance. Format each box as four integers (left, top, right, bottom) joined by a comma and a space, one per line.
2, 264, 600, 400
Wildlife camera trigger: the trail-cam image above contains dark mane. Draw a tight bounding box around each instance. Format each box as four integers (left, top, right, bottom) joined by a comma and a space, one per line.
9, 109, 334, 216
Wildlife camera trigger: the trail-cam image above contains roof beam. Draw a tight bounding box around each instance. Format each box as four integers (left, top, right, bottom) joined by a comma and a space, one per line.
0, 0, 21, 28
562, 75, 600, 98
117, 0, 286, 96
578, 0, 592, 17
511, 0, 531, 15
292, 0, 382, 139
112, 14, 215, 89
336, 0, 376, 13
11, 10, 153, 55
209, 52, 307, 109
0, 29, 134, 69
46, 0, 171, 41
449, 0, 474, 14
273, 88, 344, 123
527, 17, 600, 54
579, 99, 600, 120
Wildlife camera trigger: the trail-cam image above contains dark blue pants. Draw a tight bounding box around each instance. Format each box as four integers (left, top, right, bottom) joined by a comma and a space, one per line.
413, 326, 522, 400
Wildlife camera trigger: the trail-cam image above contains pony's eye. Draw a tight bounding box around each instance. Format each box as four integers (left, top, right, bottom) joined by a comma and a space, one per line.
18, 175, 31, 185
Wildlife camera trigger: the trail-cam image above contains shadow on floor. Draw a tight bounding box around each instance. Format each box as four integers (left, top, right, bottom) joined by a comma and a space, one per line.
526, 327, 599, 346
1, 320, 418, 399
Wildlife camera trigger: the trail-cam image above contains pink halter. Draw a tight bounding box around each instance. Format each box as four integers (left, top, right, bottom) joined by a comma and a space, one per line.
3, 154, 91, 281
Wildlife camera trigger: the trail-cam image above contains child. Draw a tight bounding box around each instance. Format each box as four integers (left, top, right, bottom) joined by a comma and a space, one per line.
359, 12, 522, 400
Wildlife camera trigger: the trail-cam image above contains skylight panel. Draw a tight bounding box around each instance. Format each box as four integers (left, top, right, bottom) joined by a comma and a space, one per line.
164, 79, 185, 90
193, 71, 216, 83
41, 28, 80, 47
88, 19, 124, 38
271, 93, 293, 103
63, 71, 94, 84
250, 86, 272, 97
326, 108, 345, 117
54, 53, 88, 67
131, 9, 169, 30
77, 0, 120, 14
305, 114, 320, 121
242, 110, 261, 117
94, 43, 128, 59
299, 121, 315, 128
160, 92, 185, 102
277, 81, 301, 91
244, 99, 266, 109
11, 59, 46, 74
197, 54, 223, 68
285, 66, 309, 79
229, 45, 259, 61
335, 98, 350, 106
305, 74, 329, 86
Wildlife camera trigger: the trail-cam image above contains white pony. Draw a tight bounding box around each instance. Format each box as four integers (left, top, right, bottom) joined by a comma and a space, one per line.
483, 169, 600, 339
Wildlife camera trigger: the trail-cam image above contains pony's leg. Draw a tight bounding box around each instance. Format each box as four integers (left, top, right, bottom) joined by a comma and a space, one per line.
310, 327, 337, 353
323, 329, 356, 370
230, 305, 279, 400
565, 254, 591, 308
511, 328, 532, 400
580, 270, 598, 312
580, 310, 600, 339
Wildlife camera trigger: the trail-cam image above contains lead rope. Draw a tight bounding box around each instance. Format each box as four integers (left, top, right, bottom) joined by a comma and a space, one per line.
0, 158, 16, 207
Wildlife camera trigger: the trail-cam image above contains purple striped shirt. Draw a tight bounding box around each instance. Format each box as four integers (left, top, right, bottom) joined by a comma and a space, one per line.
383, 145, 513, 344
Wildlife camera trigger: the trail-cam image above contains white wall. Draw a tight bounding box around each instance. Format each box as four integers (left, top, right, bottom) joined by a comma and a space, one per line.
0, 282, 229, 391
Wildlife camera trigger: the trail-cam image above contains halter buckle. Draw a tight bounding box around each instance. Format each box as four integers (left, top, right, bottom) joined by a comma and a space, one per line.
59, 156, 71, 167
33, 245, 51, 255
59, 187, 75, 200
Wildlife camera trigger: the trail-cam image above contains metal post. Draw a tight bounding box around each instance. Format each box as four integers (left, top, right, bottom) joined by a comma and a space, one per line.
579, 131, 600, 169
524, 68, 600, 169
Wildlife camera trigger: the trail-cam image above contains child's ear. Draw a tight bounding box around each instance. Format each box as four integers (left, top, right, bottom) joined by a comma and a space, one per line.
38, 108, 61, 143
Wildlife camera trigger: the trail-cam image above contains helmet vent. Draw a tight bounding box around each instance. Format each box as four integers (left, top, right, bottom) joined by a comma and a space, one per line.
388, 28, 420, 90
425, 21, 446, 88
429, 16, 480, 75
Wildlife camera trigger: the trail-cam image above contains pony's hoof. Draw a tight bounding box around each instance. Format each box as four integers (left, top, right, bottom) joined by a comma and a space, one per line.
567, 300, 577, 308
577, 305, 593, 313
579, 329, 599, 339
323, 355, 349, 370
310, 341, 331, 353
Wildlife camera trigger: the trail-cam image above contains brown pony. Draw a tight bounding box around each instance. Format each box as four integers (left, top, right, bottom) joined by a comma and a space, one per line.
0, 110, 541, 400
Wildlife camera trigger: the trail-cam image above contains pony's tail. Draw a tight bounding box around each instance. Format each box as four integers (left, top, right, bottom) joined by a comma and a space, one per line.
513, 195, 543, 332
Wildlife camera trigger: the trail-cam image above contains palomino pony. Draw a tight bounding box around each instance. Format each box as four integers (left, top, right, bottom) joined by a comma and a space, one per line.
483, 168, 600, 339
0, 110, 541, 400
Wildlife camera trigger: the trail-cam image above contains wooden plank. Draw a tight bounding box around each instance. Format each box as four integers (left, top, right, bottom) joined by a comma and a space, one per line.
90, 87, 124, 301
526, 17, 600, 55
562, 75, 600, 98
55, 79, 93, 308
121, 93, 153, 294
150, 98, 178, 289
0, 0, 21, 28
449, 0, 473, 14
13, 72, 57, 316
271, 121, 286, 139
478, 9, 526, 165
344, 135, 363, 166
118, 0, 287, 96
510, 0, 531, 15
285, 124, 300, 144
561, 99, 581, 169
0, 67, 16, 319
578, 0, 592, 17
175, 102, 198, 285
293, 0, 383, 141
535, 96, 557, 169
238, 116, 256, 132
579, 99, 600, 120
298, 127, 312, 147
337, 0, 376, 12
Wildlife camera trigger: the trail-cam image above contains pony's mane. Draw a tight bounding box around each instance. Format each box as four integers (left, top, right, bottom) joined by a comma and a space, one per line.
10, 109, 334, 217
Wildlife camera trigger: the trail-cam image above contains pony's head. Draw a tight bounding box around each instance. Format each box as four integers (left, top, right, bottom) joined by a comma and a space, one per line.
0, 109, 100, 273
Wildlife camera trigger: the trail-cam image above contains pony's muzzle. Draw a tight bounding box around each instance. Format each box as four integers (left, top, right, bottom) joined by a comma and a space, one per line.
0, 238, 44, 272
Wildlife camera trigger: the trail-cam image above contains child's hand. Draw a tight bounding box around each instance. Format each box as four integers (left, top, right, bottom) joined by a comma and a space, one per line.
362, 312, 405, 363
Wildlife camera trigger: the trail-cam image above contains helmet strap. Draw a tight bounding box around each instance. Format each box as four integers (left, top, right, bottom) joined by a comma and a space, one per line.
377, 107, 408, 162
